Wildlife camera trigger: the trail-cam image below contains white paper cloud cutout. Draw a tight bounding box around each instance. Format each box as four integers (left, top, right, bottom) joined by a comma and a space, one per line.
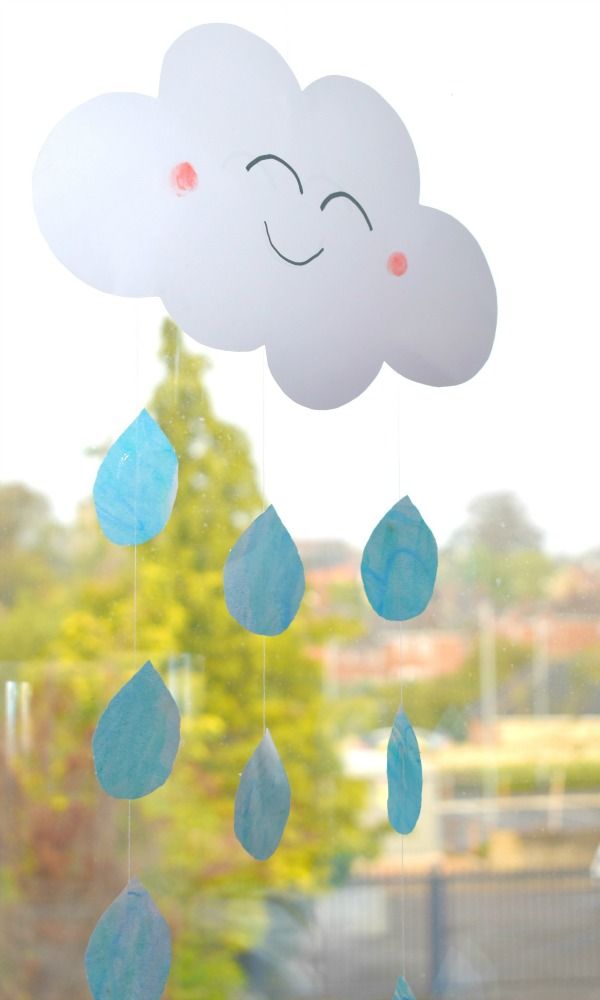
33, 23, 497, 409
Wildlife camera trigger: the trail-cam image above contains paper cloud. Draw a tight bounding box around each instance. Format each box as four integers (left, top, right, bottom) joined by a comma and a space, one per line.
33, 24, 497, 409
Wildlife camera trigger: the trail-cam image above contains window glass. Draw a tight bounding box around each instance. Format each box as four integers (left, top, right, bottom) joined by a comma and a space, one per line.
1, 4, 599, 1000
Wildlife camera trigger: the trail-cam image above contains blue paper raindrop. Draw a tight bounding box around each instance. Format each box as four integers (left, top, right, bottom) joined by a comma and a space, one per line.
234, 728, 291, 860
85, 879, 171, 1000
361, 496, 437, 621
392, 975, 417, 1000
93, 661, 180, 799
93, 408, 178, 545
224, 505, 305, 635
387, 707, 422, 835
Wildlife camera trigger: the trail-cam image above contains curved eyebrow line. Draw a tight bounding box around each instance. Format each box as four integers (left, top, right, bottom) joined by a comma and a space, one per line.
320, 191, 373, 231
246, 154, 303, 195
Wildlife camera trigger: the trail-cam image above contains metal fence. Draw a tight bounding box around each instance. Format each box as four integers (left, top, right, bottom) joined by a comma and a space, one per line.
3, 868, 599, 999
309, 868, 600, 1000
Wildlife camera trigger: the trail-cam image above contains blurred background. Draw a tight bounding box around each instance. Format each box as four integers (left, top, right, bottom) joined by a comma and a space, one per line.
1, 321, 599, 1000
2, 2, 600, 998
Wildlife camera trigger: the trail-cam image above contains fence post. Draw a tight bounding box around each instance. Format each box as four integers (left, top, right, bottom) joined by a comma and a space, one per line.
429, 869, 446, 997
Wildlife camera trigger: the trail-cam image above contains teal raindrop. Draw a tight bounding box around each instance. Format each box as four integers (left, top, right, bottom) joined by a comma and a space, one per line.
361, 496, 437, 620
392, 975, 417, 1000
85, 879, 171, 1000
387, 706, 422, 834
224, 505, 305, 635
93, 408, 178, 545
93, 661, 180, 799
234, 729, 291, 860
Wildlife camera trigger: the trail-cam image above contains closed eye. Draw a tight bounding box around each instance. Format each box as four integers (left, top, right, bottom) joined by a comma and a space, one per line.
246, 154, 303, 195
320, 191, 373, 231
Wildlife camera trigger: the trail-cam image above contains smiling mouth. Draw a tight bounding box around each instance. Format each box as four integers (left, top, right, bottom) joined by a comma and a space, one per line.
263, 221, 324, 267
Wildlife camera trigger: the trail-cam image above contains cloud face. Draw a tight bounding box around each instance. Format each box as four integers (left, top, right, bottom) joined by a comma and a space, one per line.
33, 24, 497, 409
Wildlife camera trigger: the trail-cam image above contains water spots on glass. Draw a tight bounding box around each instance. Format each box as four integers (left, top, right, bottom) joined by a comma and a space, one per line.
224, 505, 305, 635
93, 661, 181, 799
170, 160, 198, 195
387, 251, 408, 276
387, 707, 422, 835
392, 975, 417, 1000
361, 496, 437, 621
85, 880, 171, 1000
93, 409, 178, 545
234, 729, 291, 861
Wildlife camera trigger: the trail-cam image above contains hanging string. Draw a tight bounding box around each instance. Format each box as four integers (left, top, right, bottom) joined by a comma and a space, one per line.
133, 543, 138, 664
261, 351, 267, 504
397, 385, 404, 713
261, 352, 267, 735
397, 384, 403, 505
397, 383, 406, 978
173, 325, 181, 408
127, 800, 132, 881
262, 639, 267, 735
401, 836, 406, 976
129, 536, 136, 881
129, 324, 142, 881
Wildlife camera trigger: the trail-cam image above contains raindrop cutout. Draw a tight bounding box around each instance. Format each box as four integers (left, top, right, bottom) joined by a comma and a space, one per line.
85, 879, 171, 1000
93, 661, 181, 799
387, 706, 422, 835
224, 505, 305, 635
361, 496, 437, 620
93, 408, 178, 545
392, 975, 417, 1000
234, 729, 291, 860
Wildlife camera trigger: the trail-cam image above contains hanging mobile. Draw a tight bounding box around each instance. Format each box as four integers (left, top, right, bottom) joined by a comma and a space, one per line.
86, 412, 180, 999
33, 17, 497, 990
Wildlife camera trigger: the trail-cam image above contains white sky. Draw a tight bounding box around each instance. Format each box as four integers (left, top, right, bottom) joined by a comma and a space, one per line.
1, 0, 600, 554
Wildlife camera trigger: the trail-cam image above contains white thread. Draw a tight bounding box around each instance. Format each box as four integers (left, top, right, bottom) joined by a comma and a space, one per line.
397, 385, 402, 502
398, 389, 404, 711
261, 351, 266, 504
174, 326, 181, 406
397, 383, 406, 977
133, 324, 140, 668
128, 800, 132, 880
262, 638, 267, 735
401, 835, 406, 975
133, 545, 137, 662
129, 325, 141, 883
261, 353, 267, 735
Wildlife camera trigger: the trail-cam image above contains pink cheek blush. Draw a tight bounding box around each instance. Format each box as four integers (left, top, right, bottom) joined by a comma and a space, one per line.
387, 251, 408, 277
170, 161, 198, 195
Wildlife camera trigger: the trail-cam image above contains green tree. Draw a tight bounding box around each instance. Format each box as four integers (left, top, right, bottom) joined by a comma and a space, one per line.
444, 491, 552, 612
138, 322, 372, 997
0, 483, 69, 661
454, 492, 543, 554
2, 320, 373, 1000
329, 641, 531, 739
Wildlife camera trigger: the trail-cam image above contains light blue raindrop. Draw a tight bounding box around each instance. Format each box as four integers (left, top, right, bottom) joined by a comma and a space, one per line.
93, 661, 180, 799
85, 879, 171, 1000
387, 707, 422, 835
392, 975, 417, 1000
93, 408, 178, 545
361, 496, 437, 621
224, 505, 305, 635
234, 728, 291, 861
